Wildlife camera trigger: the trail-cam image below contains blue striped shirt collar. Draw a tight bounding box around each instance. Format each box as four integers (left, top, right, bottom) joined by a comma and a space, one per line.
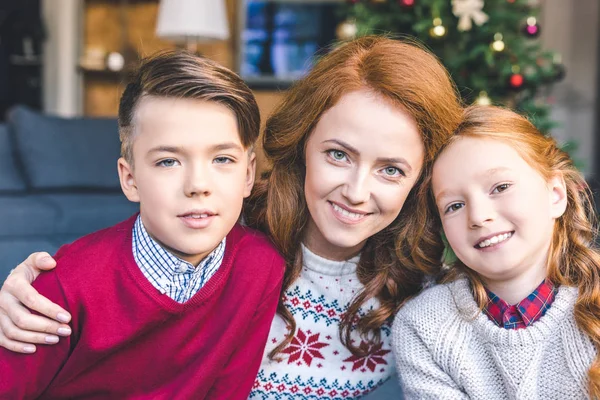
132, 215, 226, 302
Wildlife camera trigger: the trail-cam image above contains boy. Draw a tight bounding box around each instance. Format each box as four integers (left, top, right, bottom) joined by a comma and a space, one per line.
0, 51, 284, 399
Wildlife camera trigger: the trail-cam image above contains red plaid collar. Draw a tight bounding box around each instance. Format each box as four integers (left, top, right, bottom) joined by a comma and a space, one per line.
483, 279, 557, 330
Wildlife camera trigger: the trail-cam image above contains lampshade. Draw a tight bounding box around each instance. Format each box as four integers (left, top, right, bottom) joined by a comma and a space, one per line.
156, 0, 230, 42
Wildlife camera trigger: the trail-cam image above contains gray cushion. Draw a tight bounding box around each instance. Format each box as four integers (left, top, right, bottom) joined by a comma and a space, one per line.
0, 239, 60, 281
0, 196, 59, 236
40, 193, 139, 235
9, 106, 121, 190
0, 124, 26, 191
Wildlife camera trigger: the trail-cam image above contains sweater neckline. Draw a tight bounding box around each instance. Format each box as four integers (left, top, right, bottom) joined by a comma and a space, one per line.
451, 277, 578, 346
301, 244, 360, 276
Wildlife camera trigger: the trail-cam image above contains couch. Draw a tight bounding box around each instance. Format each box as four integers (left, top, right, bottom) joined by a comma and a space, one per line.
0, 106, 139, 279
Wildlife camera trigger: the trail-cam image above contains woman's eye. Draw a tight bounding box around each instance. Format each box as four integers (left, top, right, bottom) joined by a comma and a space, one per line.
444, 203, 464, 214
328, 150, 348, 161
382, 166, 403, 177
157, 159, 179, 167
492, 183, 511, 193
214, 157, 234, 164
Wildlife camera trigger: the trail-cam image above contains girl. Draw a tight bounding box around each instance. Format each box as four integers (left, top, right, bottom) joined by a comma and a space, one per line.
393, 105, 599, 399
0, 37, 463, 399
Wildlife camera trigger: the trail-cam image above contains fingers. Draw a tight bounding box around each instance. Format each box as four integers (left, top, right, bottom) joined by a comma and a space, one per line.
0, 310, 36, 353
0, 311, 64, 352
0, 286, 72, 336
1, 259, 71, 323
23, 252, 58, 276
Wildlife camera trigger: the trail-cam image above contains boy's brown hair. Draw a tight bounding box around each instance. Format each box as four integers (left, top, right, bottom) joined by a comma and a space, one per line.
118, 50, 260, 165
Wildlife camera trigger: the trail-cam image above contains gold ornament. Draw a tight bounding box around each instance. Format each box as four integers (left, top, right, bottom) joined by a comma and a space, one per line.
429, 18, 446, 38
475, 91, 492, 106
490, 32, 505, 52
336, 19, 358, 40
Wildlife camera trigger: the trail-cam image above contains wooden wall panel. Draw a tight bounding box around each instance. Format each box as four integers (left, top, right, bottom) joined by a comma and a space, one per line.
82, 0, 282, 117
81, 0, 285, 172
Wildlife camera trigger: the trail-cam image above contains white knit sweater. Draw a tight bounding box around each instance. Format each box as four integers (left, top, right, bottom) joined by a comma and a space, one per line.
392, 278, 596, 400
249, 245, 394, 399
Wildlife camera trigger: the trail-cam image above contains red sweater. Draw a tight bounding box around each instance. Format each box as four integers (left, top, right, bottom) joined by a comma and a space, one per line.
0, 215, 284, 399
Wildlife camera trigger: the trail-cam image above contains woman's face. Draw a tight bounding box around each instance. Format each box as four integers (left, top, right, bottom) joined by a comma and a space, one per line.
303, 89, 424, 261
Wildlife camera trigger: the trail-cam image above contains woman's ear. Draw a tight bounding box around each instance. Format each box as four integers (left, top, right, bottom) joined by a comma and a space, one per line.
548, 173, 567, 219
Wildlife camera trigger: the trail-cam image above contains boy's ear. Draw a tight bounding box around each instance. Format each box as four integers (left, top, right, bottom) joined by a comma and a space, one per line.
243, 152, 257, 198
118, 158, 140, 203
549, 173, 567, 219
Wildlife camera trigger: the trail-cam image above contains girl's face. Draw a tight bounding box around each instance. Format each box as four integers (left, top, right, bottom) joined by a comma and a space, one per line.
303, 89, 424, 261
432, 136, 567, 289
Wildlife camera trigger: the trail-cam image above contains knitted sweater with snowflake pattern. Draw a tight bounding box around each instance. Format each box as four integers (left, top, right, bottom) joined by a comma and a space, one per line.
392, 277, 596, 400
249, 245, 394, 400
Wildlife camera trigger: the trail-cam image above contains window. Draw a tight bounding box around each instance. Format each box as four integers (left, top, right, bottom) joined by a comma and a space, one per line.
238, 0, 343, 89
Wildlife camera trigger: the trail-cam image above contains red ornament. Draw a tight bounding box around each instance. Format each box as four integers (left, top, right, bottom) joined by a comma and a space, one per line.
507, 0, 516, 3
509, 73, 524, 88
398, 0, 415, 7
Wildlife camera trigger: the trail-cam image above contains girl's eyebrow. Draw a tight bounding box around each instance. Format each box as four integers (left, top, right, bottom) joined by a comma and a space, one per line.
435, 188, 456, 204
322, 139, 413, 172
434, 167, 513, 201
483, 167, 512, 177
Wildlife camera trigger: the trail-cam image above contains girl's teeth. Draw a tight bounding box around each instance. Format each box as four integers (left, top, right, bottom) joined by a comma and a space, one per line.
478, 232, 512, 248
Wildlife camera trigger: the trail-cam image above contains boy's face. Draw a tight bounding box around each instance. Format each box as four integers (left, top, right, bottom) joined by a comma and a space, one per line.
118, 96, 255, 266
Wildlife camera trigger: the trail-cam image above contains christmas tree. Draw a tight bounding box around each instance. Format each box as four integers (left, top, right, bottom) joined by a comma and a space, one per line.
340, 0, 566, 134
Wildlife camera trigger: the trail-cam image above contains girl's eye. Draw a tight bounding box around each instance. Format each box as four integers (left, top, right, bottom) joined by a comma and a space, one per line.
381, 166, 404, 177
492, 183, 511, 194
444, 203, 464, 214
327, 150, 348, 162
214, 156, 234, 164
157, 159, 179, 167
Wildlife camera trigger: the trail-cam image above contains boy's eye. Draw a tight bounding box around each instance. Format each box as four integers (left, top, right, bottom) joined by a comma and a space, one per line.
214, 156, 234, 164
492, 183, 511, 194
444, 203, 464, 214
327, 150, 348, 162
157, 159, 179, 167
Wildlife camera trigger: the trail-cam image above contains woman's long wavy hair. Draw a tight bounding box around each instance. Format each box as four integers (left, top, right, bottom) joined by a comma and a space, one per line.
243, 36, 463, 357
420, 105, 600, 397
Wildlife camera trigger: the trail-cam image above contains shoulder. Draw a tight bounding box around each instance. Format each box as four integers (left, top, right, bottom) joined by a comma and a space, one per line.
53, 216, 135, 277
226, 224, 285, 277
228, 224, 283, 263
396, 282, 456, 322
392, 281, 459, 340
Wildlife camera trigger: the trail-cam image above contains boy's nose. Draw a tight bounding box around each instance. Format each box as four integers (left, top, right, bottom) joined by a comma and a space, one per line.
184, 167, 211, 197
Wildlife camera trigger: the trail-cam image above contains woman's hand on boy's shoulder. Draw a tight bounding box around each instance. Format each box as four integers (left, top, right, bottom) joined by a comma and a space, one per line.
0, 252, 72, 353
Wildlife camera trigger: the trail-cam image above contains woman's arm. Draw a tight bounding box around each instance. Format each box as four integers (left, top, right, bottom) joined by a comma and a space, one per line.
0, 252, 72, 353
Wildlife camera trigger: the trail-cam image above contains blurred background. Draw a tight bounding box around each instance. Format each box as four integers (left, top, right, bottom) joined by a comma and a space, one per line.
0, 0, 597, 275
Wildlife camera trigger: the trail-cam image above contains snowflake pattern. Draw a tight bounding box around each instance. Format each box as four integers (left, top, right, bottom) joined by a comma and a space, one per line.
251, 278, 393, 400
281, 329, 329, 366
343, 341, 391, 372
